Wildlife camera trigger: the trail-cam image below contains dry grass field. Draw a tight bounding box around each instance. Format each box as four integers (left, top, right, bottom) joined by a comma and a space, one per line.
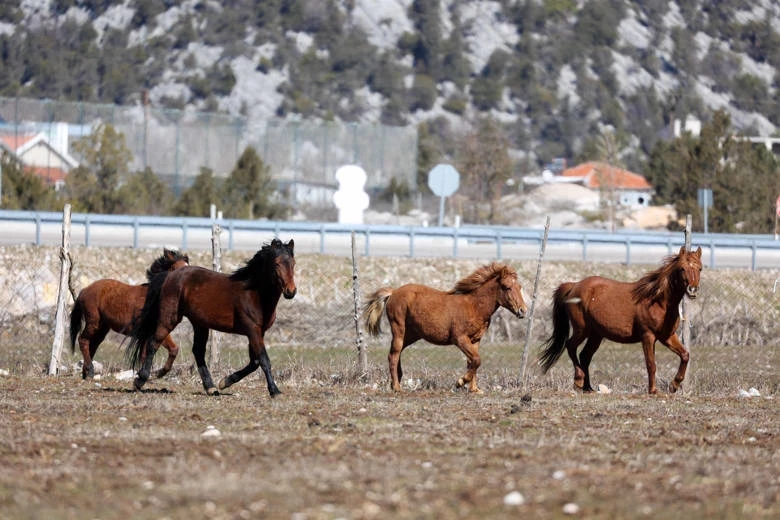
0, 245, 778, 519
0, 341, 777, 519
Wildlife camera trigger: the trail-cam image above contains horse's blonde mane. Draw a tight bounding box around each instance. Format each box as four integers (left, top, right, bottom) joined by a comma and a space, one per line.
449, 263, 514, 294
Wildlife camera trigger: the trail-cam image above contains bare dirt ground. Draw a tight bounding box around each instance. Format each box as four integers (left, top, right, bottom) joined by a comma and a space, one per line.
0, 342, 777, 520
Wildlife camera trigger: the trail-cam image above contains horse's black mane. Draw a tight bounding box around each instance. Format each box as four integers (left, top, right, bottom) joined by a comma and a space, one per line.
146, 248, 189, 281
230, 238, 293, 290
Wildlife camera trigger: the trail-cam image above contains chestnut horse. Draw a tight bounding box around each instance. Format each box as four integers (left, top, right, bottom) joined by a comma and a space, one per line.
70, 248, 189, 379
127, 239, 296, 397
364, 263, 528, 393
538, 246, 702, 394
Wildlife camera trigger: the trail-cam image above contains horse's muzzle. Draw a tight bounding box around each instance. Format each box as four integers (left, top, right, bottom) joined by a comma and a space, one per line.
284, 288, 297, 299
515, 307, 527, 319
686, 286, 698, 299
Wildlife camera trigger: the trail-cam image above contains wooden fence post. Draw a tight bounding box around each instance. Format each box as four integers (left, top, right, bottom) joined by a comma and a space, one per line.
519, 216, 551, 388
49, 204, 72, 375
209, 222, 222, 367
351, 232, 367, 376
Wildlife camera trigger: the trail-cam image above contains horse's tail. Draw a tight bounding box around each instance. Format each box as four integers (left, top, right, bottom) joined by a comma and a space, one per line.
363, 287, 394, 336
125, 271, 169, 369
538, 282, 575, 373
69, 297, 84, 353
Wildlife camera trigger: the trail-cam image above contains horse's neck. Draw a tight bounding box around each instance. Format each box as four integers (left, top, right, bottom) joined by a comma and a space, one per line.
472, 281, 501, 316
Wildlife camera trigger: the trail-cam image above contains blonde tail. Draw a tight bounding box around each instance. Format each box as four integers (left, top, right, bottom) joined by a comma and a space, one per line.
363, 287, 393, 336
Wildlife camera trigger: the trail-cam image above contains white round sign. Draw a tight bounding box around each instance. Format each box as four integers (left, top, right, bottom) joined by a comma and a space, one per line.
428, 164, 460, 197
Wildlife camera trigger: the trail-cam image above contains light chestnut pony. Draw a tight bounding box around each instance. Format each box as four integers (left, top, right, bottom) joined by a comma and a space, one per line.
538, 246, 703, 394
364, 263, 528, 393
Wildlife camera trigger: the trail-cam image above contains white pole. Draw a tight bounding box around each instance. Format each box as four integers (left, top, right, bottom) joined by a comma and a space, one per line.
49, 204, 72, 375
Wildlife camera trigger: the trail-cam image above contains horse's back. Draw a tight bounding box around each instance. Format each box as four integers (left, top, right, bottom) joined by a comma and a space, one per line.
566, 276, 638, 341
78, 279, 147, 330
385, 283, 470, 343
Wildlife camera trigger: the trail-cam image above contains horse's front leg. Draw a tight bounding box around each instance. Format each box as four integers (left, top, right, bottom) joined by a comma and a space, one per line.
192, 326, 218, 395
155, 334, 180, 379
219, 332, 280, 397
640, 335, 658, 395
455, 340, 482, 393
661, 333, 690, 393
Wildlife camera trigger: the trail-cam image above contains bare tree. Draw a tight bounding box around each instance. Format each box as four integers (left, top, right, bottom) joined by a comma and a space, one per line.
595, 129, 623, 232
455, 118, 513, 224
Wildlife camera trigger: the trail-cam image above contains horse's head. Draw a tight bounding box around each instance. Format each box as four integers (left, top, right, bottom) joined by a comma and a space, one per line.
498, 266, 528, 318
164, 248, 190, 271
677, 246, 703, 299
147, 248, 190, 280
271, 238, 297, 299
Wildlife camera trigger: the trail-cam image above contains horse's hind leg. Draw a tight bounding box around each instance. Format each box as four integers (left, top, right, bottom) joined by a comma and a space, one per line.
191, 326, 218, 395
578, 336, 603, 392
79, 325, 108, 379
387, 334, 404, 392
564, 331, 587, 389
134, 328, 169, 390
155, 335, 180, 379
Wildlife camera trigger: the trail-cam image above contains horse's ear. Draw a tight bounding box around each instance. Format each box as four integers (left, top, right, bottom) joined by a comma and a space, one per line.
678, 245, 686, 256
287, 239, 294, 252
694, 246, 702, 258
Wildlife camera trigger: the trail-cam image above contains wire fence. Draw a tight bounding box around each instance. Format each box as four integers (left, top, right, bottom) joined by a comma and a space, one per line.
0, 236, 778, 392
0, 96, 418, 197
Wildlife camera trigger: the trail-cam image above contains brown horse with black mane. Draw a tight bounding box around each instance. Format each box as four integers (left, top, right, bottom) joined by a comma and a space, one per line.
538, 246, 702, 394
127, 239, 296, 397
70, 248, 189, 379
364, 263, 528, 393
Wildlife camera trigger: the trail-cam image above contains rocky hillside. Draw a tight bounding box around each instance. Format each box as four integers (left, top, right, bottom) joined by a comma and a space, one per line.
0, 0, 778, 171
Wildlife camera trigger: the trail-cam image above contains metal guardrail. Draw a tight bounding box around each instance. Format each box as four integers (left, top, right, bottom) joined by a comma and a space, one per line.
1, 209, 779, 270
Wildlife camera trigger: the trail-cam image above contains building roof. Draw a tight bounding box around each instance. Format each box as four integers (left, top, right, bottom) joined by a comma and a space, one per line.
561, 161, 652, 190
0, 132, 39, 153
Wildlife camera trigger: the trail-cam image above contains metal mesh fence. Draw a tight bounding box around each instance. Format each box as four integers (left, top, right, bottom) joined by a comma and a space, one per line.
0, 96, 417, 196
0, 244, 778, 390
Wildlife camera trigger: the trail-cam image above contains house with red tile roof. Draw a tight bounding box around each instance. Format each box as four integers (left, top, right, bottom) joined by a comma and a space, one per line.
559, 161, 653, 207
0, 129, 79, 190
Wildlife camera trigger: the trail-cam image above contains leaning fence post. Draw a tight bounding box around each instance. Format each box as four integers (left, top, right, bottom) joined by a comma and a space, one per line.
209, 221, 222, 367
351, 231, 367, 376
682, 215, 692, 348
49, 204, 72, 375
519, 216, 551, 388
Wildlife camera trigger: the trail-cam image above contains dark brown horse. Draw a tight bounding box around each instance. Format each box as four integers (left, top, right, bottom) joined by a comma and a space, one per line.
538, 246, 703, 394
364, 263, 528, 393
127, 239, 296, 397
70, 248, 189, 379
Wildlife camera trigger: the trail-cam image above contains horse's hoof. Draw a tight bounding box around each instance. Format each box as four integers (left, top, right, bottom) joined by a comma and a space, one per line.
217, 377, 229, 391
469, 388, 484, 395
206, 387, 220, 396
155, 369, 169, 379
456, 378, 465, 388
133, 379, 145, 392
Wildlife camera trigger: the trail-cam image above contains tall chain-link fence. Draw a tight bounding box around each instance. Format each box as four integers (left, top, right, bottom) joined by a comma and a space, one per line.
0, 96, 417, 198
0, 243, 778, 390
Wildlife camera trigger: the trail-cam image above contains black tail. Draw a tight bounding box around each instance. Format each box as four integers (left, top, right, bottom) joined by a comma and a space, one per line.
125, 271, 169, 369
69, 300, 83, 353
538, 283, 574, 373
